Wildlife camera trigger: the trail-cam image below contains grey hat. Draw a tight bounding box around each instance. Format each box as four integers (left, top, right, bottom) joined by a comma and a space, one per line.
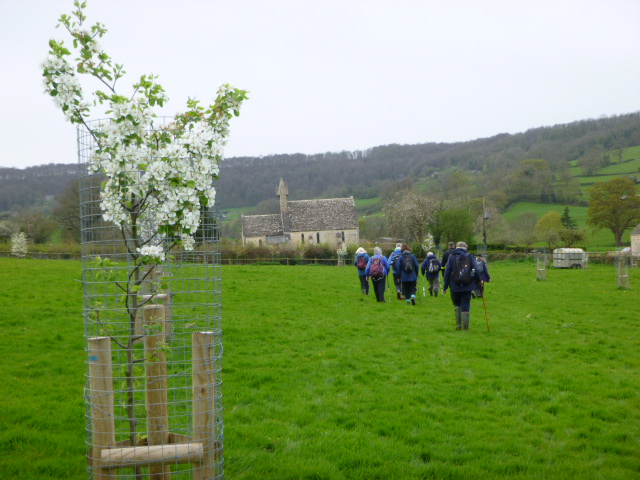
373, 247, 382, 255
456, 241, 468, 249
396, 242, 402, 248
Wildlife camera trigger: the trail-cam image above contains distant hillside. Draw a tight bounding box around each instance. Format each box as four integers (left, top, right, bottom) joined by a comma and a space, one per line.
2, 112, 639, 212
0, 164, 84, 211
216, 112, 640, 208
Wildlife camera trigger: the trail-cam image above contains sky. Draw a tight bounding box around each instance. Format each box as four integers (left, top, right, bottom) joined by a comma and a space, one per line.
1, 0, 640, 169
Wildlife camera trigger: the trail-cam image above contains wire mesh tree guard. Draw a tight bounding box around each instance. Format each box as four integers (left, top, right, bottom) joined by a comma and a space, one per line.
616, 252, 631, 290
535, 253, 548, 281
78, 121, 224, 479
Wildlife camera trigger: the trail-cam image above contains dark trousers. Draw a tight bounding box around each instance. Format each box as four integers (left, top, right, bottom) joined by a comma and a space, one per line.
359, 275, 369, 294
372, 277, 386, 302
473, 281, 484, 298
402, 280, 417, 299
393, 272, 401, 292
450, 291, 472, 312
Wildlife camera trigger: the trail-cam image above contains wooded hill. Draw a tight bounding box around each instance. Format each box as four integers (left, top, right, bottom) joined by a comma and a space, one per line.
217, 112, 640, 209
1, 112, 639, 213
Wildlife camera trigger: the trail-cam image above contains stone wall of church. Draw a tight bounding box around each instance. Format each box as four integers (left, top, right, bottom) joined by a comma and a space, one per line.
243, 228, 359, 249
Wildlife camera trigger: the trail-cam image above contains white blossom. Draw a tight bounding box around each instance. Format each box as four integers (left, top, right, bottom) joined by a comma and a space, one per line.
43, 9, 246, 261
10, 232, 28, 258
137, 245, 165, 262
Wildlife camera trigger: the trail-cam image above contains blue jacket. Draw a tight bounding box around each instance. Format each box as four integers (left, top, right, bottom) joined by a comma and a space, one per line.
475, 259, 491, 283
443, 248, 478, 293
421, 254, 441, 279
394, 250, 420, 282
388, 248, 402, 272
365, 254, 390, 279
354, 253, 370, 276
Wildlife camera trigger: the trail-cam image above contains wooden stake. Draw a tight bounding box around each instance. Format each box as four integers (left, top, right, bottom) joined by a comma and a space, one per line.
144, 305, 170, 480
88, 337, 116, 480
101, 442, 203, 468
193, 331, 217, 480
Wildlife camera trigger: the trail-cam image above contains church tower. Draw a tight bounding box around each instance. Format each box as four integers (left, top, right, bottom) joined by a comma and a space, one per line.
277, 178, 290, 234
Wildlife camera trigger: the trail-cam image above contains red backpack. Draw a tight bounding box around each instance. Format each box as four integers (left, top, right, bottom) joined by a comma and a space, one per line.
369, 257, 384, 279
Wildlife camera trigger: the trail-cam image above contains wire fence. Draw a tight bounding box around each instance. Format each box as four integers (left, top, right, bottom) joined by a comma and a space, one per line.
78, 121, 223, 479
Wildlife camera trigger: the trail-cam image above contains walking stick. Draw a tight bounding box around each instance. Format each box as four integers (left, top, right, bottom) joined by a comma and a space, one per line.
386, 273, 389, 302
481, 281, 490, 331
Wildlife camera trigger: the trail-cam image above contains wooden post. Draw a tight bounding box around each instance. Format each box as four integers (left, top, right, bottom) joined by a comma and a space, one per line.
88, 337, 116, 480
101, 442, 204, 468
192, 331, 217, 480
136, 293, 170, 339
144, 305, 170, 480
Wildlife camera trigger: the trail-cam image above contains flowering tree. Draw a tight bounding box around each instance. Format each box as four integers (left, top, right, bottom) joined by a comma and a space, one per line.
10, 232, 28, 258
42, 0, 246, 461
43, 2, 247, 260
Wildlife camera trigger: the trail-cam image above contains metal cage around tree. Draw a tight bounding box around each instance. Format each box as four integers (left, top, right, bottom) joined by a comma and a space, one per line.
78, 122, 224, 479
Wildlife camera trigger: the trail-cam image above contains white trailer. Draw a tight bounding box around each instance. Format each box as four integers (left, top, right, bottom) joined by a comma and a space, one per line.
553, 248, 585, 268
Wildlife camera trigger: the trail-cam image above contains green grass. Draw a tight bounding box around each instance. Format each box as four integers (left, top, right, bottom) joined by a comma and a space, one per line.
598, 160, 640, 176
502, 202, 628, 250
2, 259, 639, 479
569, 146, 640, 177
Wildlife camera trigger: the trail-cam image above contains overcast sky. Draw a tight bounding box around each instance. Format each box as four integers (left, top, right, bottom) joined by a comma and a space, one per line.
2, 0, 639, 169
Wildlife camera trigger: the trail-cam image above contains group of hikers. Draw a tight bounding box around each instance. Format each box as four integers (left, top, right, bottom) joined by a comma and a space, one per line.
354, 242, 490, 330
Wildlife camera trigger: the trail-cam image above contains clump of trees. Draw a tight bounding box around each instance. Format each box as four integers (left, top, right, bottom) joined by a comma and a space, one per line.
587, 177, 640, 246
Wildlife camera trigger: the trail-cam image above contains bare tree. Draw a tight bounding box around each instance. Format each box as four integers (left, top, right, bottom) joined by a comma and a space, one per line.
384, 189, 438, 242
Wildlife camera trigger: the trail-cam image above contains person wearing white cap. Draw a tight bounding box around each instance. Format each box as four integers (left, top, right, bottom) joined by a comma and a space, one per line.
353, 247, 371, 295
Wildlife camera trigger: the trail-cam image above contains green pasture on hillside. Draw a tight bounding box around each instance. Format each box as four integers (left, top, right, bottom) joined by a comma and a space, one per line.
568, 146, 640, 177
1, 258, 639, 479
502, 202, 630, 250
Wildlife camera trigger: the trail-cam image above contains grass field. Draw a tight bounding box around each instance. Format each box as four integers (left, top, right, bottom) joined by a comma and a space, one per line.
501, 202, 628, 250
1, 258, 639, 479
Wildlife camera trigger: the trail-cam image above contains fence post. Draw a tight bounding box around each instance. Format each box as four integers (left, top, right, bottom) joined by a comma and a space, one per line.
193, 331, 217, 480
144, 305, 170, 480
87, 337, 116, 480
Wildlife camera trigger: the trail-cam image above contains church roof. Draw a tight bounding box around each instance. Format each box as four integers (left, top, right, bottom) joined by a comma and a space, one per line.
241, 214, 283, 237
631, 223, 640, 235
287, 197, 358, 232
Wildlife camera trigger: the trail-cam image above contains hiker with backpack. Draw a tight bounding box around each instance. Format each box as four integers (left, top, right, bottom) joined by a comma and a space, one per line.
365, 247, 391, 303
421, 251, 441, 297
354, 247, 371, 295
387, 242, 403, 300
440, 242, 455, 279
443, 241, 479, 330
473, 254, 491, 298
393, 244, 420, 305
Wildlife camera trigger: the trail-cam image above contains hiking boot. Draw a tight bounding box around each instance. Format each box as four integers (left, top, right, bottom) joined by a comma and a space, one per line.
397, 292, 402, 300
429, 289, 433, 296
462, 312, 470, 330
455, 306, 462, 329
411, 295, 416, 305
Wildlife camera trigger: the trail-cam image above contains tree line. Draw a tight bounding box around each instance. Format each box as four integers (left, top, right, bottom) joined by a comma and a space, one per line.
1, 113, 640, 247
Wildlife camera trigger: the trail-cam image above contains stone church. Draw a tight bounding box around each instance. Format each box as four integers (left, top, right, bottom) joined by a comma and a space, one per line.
241, 178, 359, 248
